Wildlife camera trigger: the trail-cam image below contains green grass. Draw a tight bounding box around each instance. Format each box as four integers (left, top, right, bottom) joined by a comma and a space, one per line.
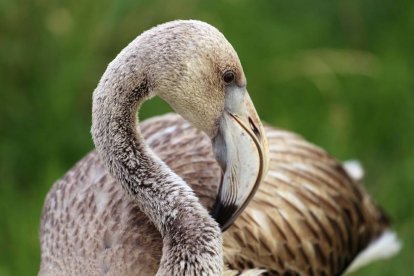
1, 0, 413, 275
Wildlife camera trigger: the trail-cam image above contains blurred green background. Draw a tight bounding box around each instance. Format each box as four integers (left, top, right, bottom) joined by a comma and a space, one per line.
1, 0, 413, 275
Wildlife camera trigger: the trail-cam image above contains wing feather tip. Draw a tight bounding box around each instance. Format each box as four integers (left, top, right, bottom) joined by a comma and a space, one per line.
342, 159, 365, 182
345, 230, 402, 274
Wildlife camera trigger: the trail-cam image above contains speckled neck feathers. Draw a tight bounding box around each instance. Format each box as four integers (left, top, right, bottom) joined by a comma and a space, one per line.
91, 21, 224, 275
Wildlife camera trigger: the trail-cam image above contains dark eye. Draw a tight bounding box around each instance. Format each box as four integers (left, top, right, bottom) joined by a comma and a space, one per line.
223, 70, 235, 84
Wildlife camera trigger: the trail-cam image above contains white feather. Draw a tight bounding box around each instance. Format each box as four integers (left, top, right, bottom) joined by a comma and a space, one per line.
344, 230, 402, 274
342, 160, 365, 182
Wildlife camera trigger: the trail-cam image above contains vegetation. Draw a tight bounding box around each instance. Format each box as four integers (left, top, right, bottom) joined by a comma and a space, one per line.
1, 0, 413, 274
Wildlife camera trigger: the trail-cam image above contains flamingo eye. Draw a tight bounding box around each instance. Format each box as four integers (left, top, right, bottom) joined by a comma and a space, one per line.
223, 70, 235, 84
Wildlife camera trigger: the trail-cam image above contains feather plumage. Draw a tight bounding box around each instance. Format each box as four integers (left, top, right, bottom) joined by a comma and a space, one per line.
40, 113, 396, 275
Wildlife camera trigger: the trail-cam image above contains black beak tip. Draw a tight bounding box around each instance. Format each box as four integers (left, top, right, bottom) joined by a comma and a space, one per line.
210, 200, 238, 232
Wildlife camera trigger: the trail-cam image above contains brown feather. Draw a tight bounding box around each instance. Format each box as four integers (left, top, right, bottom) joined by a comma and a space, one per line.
40, 113, 388, 275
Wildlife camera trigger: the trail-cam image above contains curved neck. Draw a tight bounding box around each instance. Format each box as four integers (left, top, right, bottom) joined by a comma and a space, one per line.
91, 58, 222, 274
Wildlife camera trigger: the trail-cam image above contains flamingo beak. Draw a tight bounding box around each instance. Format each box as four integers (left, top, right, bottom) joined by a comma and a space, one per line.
211, 86, 269, 231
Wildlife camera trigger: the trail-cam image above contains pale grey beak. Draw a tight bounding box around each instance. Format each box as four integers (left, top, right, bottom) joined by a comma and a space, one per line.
211, 86, 269, 231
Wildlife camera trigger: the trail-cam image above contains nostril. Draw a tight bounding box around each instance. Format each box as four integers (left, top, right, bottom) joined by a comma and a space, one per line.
248, 117, 261, 140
